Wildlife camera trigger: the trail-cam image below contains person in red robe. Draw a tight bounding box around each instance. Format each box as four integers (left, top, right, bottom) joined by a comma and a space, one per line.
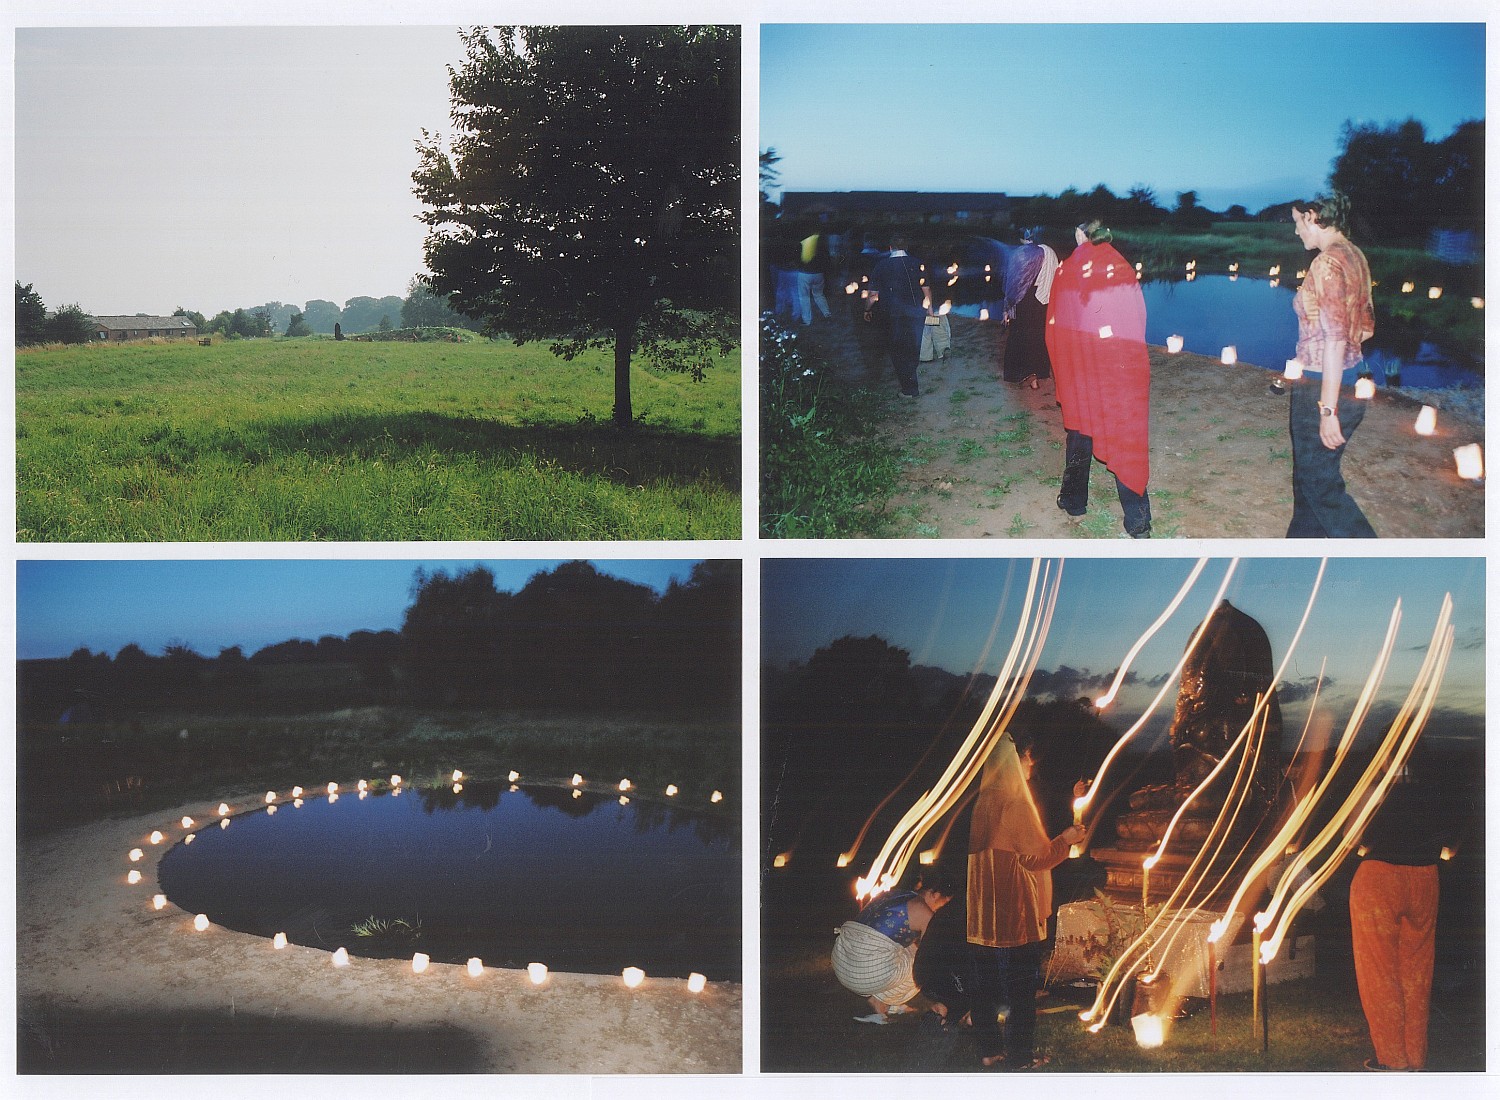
1044, 220, 1152, 537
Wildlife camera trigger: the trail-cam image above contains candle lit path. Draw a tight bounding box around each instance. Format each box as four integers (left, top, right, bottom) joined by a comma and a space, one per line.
18, 770, 741, 1073
784, 310, 1483, 539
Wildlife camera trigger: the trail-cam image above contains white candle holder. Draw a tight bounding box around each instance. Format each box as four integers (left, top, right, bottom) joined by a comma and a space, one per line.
1415, 406, 1437, 436
412, 952, 430, 974
1165, 335, 1183, 353
1220, 346, 1237, 365
467, 957, 484, 978
622, 966, 645, 989
688, 973, 707, 993
1454, 443, 1484, 480
528, 962, 548, 985
1354, 377, 1377, 400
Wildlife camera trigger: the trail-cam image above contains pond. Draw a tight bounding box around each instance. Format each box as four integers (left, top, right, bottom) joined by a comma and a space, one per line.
1141, 276, 1477, 390
157, 783, 741, 980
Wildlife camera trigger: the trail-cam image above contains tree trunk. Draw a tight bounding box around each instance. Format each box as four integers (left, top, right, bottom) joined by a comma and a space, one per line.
612, 320, 635, 427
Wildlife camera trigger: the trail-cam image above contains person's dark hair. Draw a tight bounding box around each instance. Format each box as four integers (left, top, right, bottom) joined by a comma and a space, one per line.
1291, 192, 1352, 237
1078, 218, 1113, 245
887, 234, 909, 252
916, 865, 961, 900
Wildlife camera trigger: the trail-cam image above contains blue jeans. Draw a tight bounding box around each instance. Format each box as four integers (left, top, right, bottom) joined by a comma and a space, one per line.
970, 940, 1042, 1062
1288, 380, 1376, 538
1058, 430, 1152, 537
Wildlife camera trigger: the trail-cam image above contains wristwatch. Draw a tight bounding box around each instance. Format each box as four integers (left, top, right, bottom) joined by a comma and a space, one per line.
1318, 402, 1337, 417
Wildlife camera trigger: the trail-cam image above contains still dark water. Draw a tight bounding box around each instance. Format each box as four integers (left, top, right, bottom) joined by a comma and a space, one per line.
158, 784, 741, 980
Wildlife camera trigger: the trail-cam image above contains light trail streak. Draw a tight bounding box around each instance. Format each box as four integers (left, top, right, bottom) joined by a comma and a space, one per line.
852, 560, 1063, 899
1257, 598, 1454, 962
1074, 562, 1241, 827
1094, 559, 1211, 710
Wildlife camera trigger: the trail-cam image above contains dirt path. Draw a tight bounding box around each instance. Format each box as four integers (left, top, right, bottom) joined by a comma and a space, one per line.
804, 310, 1484, 539
18, 791, 741, 1074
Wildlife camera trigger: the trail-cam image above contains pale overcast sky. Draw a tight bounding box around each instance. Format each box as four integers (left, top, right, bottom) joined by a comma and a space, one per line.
15, 26, 468, 317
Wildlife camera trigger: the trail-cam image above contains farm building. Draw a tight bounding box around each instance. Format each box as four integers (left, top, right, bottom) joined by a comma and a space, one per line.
89, 314, 198, 341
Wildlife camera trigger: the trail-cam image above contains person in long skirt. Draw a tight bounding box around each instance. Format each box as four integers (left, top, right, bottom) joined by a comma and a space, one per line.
1001, 228, 1058, 389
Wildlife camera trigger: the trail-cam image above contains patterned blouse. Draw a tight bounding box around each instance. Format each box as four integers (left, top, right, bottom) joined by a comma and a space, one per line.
1294, 237, 1374, 374
854, 891, 921, 946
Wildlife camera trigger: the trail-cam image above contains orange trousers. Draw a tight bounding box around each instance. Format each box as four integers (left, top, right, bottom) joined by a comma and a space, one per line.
1349, 860, 1438, 1070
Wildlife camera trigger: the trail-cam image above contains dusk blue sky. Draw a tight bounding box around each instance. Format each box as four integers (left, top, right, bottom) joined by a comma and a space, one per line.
761, 23, 1485, 212
16, 559, 705, 660
762, 557, 1484, 740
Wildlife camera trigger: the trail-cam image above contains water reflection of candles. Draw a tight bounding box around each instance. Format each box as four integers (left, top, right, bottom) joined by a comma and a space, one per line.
266, 804, 278, 815
184, 833, 195, 844
1453, 444, 1483, 480
1415, 406, 1437, 436
274, 932, 288, 949
622, 966, 645, 988
220, 817, 231, 828
528, 962, 548, 985
453, 783, 463, 794
688, 972, 707, 993
326, 782, 338, 794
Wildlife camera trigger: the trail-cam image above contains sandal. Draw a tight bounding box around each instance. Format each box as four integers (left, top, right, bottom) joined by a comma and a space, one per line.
853, 1012, 888, 1025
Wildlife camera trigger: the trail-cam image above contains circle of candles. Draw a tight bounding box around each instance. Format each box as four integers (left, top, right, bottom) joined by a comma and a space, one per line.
688, 973, 707, 993
149, 830, 164, 845
127, 869, 142, 884
152, 894, 167, 910
332, 947, 351, 967
129, 848, 144, 862
412, 952, 430, 974
622, 966, 645, 989
193, 914, 210, 931
665, 785, 678, 797
467, 957, 484, 978
527, 962, 548, 985
274, 932, 288, 949
1415, 406, 1437, 436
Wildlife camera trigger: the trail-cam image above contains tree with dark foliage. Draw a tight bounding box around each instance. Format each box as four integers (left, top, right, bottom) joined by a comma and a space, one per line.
413, 26, 739, 427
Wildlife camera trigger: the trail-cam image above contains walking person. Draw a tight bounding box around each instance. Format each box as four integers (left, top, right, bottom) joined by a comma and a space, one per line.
1286, 192, 1378, 537
869, 235, 928, 397
1045, 219, 1153, 537
1001, 227, 1058, 389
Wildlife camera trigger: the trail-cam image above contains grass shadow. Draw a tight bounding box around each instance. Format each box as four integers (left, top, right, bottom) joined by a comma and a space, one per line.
205, 410, 740, 489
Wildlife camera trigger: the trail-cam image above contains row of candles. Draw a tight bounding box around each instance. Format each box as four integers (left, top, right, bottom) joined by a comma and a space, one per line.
1157, 337, 1485, 480
122, 771, 726, 992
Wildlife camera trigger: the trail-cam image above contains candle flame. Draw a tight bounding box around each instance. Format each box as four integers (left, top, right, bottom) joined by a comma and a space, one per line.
1440, 847, 1454, 861
1471, 297, 1484, 309
836, 853, 851, 868
356, 780, 367, 792
391, 774, 403, 786
1098, 325, 1114, 339
918, 850, 937, 865
1428, 287, 1443, 299
326, 783, 338, 795
1221, 346, 1237, 365
1402, 281, 1415, 293
292, 786, 303, 797
1166, 335, 1184, 353
979, 307, 989, 320
216, 804, 228, 817
618, 779, 631, 791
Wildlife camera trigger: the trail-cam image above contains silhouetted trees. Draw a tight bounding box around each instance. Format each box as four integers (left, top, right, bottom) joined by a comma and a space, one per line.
1330, 117, 1484, 242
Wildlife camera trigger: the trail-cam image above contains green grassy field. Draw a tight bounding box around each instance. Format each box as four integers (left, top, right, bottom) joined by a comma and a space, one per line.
17, 336, 741, 541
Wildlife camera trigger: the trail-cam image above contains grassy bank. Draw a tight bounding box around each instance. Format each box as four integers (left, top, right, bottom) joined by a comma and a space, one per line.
759, 316, 902, 537
17, 336, 740, 541
20, 705, 740, 838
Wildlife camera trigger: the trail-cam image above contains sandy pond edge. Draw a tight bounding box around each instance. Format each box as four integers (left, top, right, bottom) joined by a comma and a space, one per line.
17, 790, 743, 1075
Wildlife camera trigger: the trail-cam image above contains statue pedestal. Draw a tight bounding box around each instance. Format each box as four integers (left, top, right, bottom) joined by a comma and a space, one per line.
1052, 901, 1315, 997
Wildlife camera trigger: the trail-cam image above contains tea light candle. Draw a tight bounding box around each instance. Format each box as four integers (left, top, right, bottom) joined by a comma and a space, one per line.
1454, 444, 1484, 480
193, 914, 210, 931
467, 957, 484, 978
845, 282, 858, 294
1166, 335, 1184, 353
1283, 359, 1303, 380
1269, 265, 1280, 276
1221, 346, 1237, 365
528, 962, 548, 985
274, 932, 288, 949
127, 869, 142, 884
1354, 377, 1376, 400
153, 894, 167, 910
332, 947, 350, 967
1415, 406, 1437, 435
412, 953, 430, 974
622, 967, 645, 989
688, 973, 707, 993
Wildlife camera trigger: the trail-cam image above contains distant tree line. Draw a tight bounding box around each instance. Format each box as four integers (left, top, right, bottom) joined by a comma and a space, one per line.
18, 561, 740, 722
16, 278, 483, 348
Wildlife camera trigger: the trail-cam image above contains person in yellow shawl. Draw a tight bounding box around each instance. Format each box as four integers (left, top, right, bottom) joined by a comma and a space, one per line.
966, 732, 1084, 1070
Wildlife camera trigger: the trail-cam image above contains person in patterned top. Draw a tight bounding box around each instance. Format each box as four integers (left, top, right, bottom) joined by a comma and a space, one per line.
1286, 192, 1378, 537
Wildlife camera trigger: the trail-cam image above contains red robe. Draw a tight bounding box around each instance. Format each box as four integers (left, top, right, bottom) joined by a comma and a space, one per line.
1044, 241, 1151, 495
